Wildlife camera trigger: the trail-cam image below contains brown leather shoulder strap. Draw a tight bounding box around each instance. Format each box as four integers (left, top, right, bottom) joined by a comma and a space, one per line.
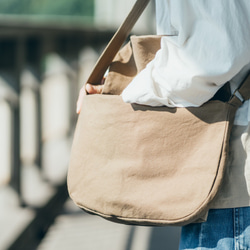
87, 0, 150, 85
229, 72, 250, 107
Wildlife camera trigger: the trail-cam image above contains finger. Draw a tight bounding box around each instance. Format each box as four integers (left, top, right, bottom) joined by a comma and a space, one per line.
76, 86, 87, 114
86, 83, 103, 94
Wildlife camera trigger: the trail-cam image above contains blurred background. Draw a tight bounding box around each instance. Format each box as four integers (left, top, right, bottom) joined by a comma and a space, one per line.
0, 0, 181, 249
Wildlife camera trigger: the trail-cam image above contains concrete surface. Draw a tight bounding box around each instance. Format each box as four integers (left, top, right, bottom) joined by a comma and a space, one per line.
38, 199, 181, 250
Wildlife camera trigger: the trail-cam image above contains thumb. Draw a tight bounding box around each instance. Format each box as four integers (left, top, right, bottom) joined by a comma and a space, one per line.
86, 83, 103, 94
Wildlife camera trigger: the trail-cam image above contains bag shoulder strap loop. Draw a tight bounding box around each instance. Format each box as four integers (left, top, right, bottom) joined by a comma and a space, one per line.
229, 72, 250, 107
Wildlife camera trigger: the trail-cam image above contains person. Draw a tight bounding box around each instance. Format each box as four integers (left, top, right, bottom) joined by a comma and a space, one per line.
77, 0, 250, 249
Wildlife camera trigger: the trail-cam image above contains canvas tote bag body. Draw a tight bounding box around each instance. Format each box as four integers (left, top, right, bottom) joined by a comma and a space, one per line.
67, 0, 250, 226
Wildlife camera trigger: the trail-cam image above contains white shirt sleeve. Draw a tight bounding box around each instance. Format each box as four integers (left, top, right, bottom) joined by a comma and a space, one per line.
121, 0, 250, 107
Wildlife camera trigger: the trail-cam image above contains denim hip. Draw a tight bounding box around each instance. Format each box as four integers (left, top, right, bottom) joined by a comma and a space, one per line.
179, 207, 250, 250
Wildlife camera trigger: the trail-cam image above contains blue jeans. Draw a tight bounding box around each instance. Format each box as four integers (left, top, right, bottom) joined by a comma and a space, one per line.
179, 207, 250, 250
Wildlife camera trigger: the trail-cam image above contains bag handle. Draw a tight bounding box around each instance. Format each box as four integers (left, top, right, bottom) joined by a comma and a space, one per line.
87, 0, 150, 85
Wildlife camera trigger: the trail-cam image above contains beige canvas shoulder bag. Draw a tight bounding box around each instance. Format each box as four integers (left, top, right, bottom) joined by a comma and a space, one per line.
67, 0, 250, 226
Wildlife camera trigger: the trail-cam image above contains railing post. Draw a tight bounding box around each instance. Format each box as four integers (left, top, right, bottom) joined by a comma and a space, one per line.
20, 67, 53, 206
0, 38, 24, 203
41, 53, 76, 184
0, 78, 19, 188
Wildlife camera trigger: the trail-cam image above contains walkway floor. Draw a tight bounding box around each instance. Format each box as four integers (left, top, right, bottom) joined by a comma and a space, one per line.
37, 199, 181, 250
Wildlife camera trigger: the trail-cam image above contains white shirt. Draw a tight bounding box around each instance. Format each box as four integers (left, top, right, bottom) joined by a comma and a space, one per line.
122, 0, 250, 125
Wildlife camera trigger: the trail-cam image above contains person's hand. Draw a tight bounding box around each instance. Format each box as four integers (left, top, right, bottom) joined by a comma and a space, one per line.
76, 83, 104, 114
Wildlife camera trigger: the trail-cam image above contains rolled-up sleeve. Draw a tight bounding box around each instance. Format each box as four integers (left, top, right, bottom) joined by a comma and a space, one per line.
122, 0, 250, 107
